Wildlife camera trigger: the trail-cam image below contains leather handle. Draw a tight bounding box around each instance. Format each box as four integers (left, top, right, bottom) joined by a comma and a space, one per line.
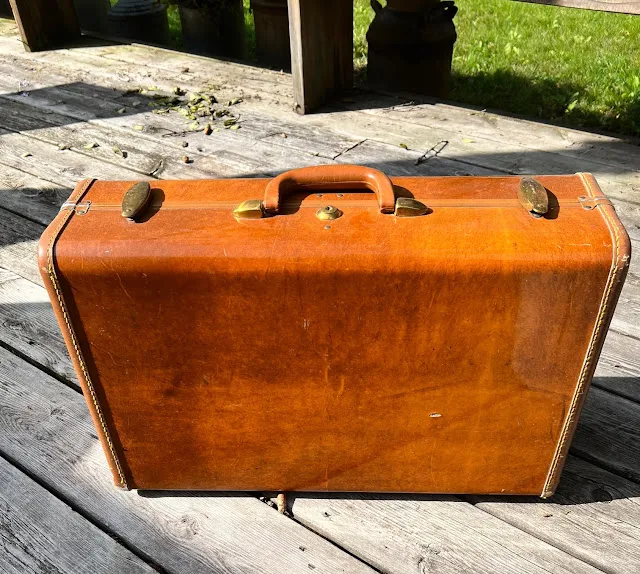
263, 165, 396, 214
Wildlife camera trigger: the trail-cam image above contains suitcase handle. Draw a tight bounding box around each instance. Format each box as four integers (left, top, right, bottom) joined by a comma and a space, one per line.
263, 165, 396, 214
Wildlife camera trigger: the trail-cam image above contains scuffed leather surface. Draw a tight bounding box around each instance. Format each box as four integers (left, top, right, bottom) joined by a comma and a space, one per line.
37, 173, 629, 494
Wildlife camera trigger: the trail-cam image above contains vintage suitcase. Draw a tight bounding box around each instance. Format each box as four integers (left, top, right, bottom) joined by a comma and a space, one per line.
38, 165, 630, 496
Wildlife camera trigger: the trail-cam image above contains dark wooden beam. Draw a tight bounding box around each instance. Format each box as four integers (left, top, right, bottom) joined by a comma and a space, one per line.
287, 0, 353, 114
9, 0, 81, 52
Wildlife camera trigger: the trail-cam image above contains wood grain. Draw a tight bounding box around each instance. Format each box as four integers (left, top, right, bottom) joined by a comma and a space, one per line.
572, 387, 640, 482
471, 456, 640, 574
0, 268, 75, 383
286, 492, 600, 574
0, 456, 154, 574
0, 32, 638, 196
0, 204, 45, 286
0, 28, 638, 183
595, 330, 640, 402
0, 162, 69, 224
0, 346, 376, 574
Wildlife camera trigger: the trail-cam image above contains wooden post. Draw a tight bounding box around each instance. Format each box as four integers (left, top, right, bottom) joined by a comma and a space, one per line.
9, 0, 81, 52
287, 0, 353, 114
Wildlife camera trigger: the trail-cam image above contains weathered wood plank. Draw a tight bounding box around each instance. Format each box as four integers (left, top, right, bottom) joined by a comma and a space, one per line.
0, 268, 75, 383
514, 0, 640, 15
0, 206, 44, 286
0, 346, 376, 574
0, 53, 357, 164
357, 99, 640, 177
607, 274, 640, 341
286, 493, 600, 574
0, 71, 336, 177
0, 97, 245, 181
0, 60, 633, 203
0, 32, 290, 108
337, 138, 497, 176
62, 40, 640, 183
12, 59, 617, 186
0, 162, 69, 224
8, 0, 80, 52
611, 199, 640, 243
0, 456, 154, 574
572, 387, 640, 483
0, 127, 149, 188
0, 35, 638, 199
471, 455, 640, 574
70, 29, 638, 186
1, 27, 638, 183
594, 330, 640, 402
316, 106, 640, 201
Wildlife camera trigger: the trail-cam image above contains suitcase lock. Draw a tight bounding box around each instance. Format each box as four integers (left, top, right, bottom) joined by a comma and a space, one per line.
316, 205, 342, 220
518, 177, 549, 217
122, 181, 152, 221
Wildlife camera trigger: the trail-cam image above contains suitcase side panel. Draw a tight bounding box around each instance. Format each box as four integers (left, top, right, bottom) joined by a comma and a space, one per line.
37, 178, 130, 489
541, 173, 631, 497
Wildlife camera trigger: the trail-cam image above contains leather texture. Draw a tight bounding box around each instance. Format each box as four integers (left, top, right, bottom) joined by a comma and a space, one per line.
38, 168, 630, 496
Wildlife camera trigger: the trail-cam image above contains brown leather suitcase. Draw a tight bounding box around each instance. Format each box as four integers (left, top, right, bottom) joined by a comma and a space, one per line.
38, 166, 630, 496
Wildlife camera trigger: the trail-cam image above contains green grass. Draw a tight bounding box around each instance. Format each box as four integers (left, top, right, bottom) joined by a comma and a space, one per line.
162, 0, 639, 136
353, 0, 640, 137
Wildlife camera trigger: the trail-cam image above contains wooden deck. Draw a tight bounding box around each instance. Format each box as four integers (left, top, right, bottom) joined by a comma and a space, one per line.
0, 17, 639, 574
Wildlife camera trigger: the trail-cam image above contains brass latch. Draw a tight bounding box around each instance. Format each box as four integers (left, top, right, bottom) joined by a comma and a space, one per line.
233, 199, 264, 219
122, 182, 152, 221
518, 177, 549, 217
394, 198, 429, 217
